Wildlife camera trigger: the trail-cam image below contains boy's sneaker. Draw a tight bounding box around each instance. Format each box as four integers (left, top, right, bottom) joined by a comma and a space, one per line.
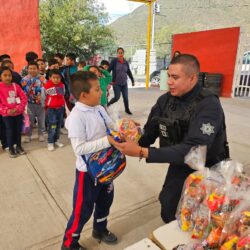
24, 136, 31, 143
9, 147, 17, 158
47, 143, 55, 151
55, 141, 64, 148
61, 243, 86, 250
16, 146, 26, 155
2, 146, 9, 151
39, 134, 45, 142
92, 229, 118, 245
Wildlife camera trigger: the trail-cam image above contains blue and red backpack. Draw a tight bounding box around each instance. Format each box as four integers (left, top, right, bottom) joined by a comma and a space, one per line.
82, 111, 126, 185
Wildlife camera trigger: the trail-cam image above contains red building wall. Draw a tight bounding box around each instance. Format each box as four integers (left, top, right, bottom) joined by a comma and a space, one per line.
172, 27, 240, 97
0, 0, 42, 72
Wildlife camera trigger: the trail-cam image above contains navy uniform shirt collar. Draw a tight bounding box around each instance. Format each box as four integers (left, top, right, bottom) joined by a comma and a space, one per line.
178, 82, 202, 102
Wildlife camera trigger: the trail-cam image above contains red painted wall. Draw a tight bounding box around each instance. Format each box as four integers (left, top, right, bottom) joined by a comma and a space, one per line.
0, 0, 42, 72
172, 27, 240, 97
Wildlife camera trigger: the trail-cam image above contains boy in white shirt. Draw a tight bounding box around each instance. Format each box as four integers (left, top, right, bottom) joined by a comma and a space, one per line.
61, 71, 118, 250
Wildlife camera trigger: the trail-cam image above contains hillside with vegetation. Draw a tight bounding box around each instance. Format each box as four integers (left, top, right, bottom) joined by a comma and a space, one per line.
110, 0, 250, 47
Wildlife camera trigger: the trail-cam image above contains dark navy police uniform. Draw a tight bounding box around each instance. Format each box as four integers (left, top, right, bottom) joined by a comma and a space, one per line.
139, 83, 229, 223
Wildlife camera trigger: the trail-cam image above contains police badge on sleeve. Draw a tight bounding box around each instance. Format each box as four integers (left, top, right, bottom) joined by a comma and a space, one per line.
200, 123, 215, 136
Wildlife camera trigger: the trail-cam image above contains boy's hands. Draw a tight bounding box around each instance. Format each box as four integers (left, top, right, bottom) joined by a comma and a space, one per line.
111, 137, 149, 158
107, 135, 117, 146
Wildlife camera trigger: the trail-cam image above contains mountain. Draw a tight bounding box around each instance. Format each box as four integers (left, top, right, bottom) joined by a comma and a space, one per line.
110, 0, 250, 47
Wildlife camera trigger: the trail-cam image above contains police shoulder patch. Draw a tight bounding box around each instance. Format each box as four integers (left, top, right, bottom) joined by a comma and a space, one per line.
200, 123, 215, 136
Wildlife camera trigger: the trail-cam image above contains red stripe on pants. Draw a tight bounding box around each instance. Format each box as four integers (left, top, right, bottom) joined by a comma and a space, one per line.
64, 172, 85, 247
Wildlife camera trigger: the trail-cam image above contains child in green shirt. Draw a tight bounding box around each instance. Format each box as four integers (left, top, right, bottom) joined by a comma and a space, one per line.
84, 65, 112, 107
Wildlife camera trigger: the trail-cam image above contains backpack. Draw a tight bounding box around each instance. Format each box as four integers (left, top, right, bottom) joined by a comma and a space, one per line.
22, 112, 30, 135
82, 111, 126, 185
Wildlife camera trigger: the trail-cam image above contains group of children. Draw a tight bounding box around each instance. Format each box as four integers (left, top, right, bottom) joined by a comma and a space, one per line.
0, 51, 112, 158
0, 48, 136, 250
0, 50, 128, 250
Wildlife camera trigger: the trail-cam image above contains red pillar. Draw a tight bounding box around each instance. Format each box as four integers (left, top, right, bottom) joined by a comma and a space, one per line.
0, 0, 42, 72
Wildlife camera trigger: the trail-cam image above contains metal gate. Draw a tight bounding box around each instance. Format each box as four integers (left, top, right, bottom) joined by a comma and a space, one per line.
232, 32, 250, 98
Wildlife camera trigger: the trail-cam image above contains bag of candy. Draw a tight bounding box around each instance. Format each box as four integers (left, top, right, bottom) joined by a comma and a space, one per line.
118, 118, 142, 142
208, 161, 246, 229
236, 233, 250, 250
181, 146, 226, 238
176, 171, 207, 232
176, 146, 208, 232
219, 195, 250, 247
107, 104, 142, 142
191, 166, 227, 240
191, 203, 210, 239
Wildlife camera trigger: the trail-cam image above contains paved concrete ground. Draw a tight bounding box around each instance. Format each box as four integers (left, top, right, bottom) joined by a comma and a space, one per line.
0, 87, 249, 250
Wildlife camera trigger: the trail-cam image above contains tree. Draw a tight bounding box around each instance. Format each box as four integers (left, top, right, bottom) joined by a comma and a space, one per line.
39, 0, 114, 59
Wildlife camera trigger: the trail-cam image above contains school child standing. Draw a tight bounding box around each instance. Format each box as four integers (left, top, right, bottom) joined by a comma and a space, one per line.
0, 67, 27, 157
61, 71, 118, 250
37, 59, 47, 77
46, 59, 68, 135
21, 61, 46, 142
100, 60, 110, 71
44, 69, 65, 151
21, 51, 38, 77
62, 53, 78, 111
1, 60, 22, 86
84, 65, 112, 108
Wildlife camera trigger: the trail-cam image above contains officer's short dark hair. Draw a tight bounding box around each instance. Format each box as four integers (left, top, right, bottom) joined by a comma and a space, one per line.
170, 54, 200, 75
49, 69, 61, 78
25, 51, 38, 63
70, 71, 98, 100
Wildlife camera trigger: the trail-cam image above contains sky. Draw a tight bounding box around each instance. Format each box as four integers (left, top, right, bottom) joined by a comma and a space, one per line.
98, 0, 143, 23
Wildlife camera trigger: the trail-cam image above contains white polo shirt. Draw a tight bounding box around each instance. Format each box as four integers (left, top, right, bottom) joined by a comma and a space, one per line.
65, 102, 114, 172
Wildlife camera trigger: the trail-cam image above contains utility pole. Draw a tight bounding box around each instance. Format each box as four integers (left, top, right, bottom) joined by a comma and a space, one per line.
145, 1, 153, 89
151, 1, 160, 50
151, 2, 156, 50
128, 0, 156, 89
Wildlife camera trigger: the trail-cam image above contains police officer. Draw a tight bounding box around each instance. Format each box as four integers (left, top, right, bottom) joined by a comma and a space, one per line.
113, 54, 229, 223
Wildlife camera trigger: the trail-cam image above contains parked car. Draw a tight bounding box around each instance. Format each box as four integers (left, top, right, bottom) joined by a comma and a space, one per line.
150, 70, 161, 86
